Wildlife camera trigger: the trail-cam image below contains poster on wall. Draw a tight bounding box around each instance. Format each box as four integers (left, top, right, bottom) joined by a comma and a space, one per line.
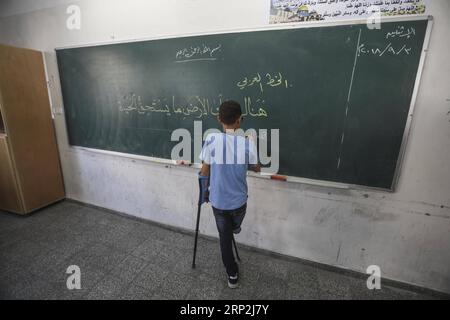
269, 0, 428, 24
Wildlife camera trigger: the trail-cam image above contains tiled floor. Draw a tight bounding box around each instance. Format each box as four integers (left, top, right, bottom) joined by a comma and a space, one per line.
0, 201, 443, 300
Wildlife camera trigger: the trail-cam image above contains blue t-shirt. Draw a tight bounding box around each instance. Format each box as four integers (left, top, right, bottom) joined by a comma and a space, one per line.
199, 132, 257, 210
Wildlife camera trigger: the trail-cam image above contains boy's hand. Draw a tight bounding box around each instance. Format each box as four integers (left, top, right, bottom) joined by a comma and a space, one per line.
249, 164, 261, 173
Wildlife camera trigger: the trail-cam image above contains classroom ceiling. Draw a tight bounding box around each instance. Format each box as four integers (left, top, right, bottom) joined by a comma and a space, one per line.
0, 0, 77, 18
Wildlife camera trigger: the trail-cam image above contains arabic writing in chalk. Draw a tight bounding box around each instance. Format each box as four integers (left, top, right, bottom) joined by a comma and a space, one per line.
118, 93, 268, 119
358, 25, 415, 58
175, 44, 222, 63
358, 42, 412, 57
237, 72, 292, 94
386, 26, 416, 40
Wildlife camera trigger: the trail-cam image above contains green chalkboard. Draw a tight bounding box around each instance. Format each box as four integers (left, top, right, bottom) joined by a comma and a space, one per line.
56, 19, 429, 189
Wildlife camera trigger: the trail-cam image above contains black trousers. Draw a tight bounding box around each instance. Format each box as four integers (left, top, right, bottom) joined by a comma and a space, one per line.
212, 203, 247, 277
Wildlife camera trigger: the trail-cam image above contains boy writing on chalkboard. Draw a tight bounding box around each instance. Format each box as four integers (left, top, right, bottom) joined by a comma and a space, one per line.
199, 100, 260, 289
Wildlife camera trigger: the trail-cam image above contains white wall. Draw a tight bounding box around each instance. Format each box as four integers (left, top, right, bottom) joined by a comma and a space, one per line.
1, 0, 449, 293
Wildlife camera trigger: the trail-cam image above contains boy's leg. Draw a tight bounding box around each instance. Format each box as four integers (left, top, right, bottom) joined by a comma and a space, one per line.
231, 203, 247, 234
213, 208, 238, 277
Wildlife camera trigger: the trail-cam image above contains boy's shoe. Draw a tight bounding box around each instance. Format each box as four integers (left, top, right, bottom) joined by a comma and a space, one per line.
228, 273, 239, 289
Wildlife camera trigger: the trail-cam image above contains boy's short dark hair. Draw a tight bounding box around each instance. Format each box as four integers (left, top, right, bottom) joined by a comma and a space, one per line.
219, 100, 242, 125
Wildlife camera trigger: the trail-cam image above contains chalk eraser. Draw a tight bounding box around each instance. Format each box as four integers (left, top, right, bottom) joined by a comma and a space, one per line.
270, 175, 287, 181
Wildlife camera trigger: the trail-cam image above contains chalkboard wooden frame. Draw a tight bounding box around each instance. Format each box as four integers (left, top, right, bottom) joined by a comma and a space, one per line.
389, 16, 434, 192
55, 15, 433, 192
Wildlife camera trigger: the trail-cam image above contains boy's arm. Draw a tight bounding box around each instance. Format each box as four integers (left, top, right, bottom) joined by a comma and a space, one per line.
199, 162, 210, 204
247, 137, 260, 173
200, 162, 210, 176
198, 137, 211, 204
